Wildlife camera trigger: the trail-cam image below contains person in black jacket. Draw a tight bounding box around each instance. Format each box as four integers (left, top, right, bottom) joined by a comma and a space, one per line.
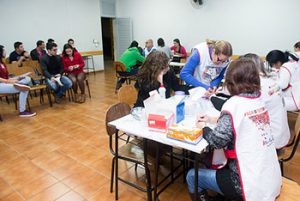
134, 51, 187, 107
40, 43, 72, 103
30, 40, 46, 61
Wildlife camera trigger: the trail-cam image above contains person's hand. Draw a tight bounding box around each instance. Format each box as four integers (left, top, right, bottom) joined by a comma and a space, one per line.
205, 87, 217, 97
55, 74, 61, 78
68, 66, 74, 71
75, 64, 79, 69
19, 56, 26, 61
50, 77, 56, 82
7, 78, 18, 84
195, 114, 207, 128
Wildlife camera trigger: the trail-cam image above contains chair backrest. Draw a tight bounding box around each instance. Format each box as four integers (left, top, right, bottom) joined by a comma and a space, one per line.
7, 63, 35, 78
118, 85, 137, 106
105, 103, 131, 136
294, 114, 300, 142
287, 111, 299, 146
114, 61, 127, 72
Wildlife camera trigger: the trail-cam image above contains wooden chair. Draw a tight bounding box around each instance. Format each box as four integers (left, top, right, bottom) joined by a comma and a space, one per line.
117, 85, 137, 106
278, 113, 300, 176
7, 63, 53, 107
113, 61, 137, 92
106, 103, 153, 200
276, 177, 300, 200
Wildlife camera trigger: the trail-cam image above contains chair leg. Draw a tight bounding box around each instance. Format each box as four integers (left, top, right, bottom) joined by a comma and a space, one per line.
27, 98, 31, 111
86, 80, 91, 98
110, 157, 115, 193
46, 87, 53, 107
280, 160, 284, 176
13, 94, 18, 110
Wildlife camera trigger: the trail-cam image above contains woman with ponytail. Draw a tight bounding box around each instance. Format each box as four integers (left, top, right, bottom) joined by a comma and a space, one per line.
266, 50, 300, 111
180, 39, 232, 95
170, 38, 187, 62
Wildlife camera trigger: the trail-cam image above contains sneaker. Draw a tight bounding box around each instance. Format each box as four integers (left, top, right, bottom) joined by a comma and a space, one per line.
13, 83, 30, 91
19, 110, 36, 117
55, 96, 62, 104
54, 77, 64, 86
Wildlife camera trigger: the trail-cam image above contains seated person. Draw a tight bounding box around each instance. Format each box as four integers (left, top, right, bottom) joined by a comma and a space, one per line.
134, 51, 186, 107
0, 45, 36, 117
170, 38, 187, 62
62, 44, 85, 103
40, 43, 72, 103
266, 50, 300, 111
143, 39, 156, 57
156, 38, 173, 59
180, 39, 232, 95
186, 58, 281, 201
30, 40, 46, 61
294, 41, 300, 57
68, 38, 78, 52
9, 41, 30, 66
116, 41, 145, 90
47, 38, 62, 55
242, 53, 290, 149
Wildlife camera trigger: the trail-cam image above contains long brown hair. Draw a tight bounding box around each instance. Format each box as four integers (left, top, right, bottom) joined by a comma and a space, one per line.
137, 51, 169, 86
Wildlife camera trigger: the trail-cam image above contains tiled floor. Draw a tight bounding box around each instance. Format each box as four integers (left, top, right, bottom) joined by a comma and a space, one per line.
0, 62, 299, 200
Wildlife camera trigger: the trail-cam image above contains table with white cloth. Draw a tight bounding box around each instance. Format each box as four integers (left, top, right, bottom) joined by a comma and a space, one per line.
108, 97, 220, 201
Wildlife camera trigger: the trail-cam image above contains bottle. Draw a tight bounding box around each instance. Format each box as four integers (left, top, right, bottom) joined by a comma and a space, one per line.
158, 84, 166, 99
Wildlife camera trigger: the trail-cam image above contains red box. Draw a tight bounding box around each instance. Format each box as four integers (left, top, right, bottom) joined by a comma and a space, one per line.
148, 113, 175, 132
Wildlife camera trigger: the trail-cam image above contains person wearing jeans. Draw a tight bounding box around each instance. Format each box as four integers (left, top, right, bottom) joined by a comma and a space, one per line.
40, 42, 72, 103
0, 45, 36, 117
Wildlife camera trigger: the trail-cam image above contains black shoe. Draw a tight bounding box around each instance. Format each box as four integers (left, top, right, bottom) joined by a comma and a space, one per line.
189, 191, 211, 201
55, 96, 62, 104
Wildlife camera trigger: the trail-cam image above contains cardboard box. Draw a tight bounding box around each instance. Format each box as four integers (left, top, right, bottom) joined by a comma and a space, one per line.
148, 113, 175, 132
167, 125, 203, 144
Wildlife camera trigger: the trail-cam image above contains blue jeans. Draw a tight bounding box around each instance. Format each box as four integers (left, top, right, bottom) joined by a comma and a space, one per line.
0, 76, 31, 112
45, 75, 72, 97
186, 168, 223, 194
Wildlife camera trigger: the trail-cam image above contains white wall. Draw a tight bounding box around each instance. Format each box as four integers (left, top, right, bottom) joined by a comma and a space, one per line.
0, 0, 104, 70
116, 0, 300, 56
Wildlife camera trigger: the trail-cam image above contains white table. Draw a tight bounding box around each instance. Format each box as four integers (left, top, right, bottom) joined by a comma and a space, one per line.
169, 61, 186, 67
109, 115, 208, 154
109, 97, 219, 201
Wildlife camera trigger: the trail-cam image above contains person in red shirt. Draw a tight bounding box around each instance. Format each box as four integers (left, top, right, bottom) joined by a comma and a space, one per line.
0, 45, 36, 117
61, 44, 86, 103
170, 38, 187, 63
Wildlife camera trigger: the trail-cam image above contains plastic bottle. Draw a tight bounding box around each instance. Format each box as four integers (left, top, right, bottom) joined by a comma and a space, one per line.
158, 84, 166, 99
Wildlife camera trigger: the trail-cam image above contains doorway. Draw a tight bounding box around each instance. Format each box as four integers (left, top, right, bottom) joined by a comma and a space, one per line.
101, 17, 114, 61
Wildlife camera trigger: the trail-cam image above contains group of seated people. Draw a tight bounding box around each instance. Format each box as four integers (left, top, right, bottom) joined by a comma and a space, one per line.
116, 37, 188, 89
0, 38, 87, 118
117, 39, 300, 200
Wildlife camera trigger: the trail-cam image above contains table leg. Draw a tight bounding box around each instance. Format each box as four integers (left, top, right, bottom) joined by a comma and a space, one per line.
115, 129, 119, 200
143, 139, 153, 201
153, 142, 160, 201
194, 154, 199, 201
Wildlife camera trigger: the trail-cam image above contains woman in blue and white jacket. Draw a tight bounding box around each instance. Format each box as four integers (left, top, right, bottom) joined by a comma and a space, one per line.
180, 39, 232, 93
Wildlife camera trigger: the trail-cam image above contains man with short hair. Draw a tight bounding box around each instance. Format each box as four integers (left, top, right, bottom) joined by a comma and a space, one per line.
40, 43, 72, 103
30, 40, 46, 61
144, 39, 156, 57
9, 41, 30, 66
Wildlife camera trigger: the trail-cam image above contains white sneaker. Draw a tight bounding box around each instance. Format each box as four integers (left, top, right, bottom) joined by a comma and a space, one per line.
54, 77, 64, 86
